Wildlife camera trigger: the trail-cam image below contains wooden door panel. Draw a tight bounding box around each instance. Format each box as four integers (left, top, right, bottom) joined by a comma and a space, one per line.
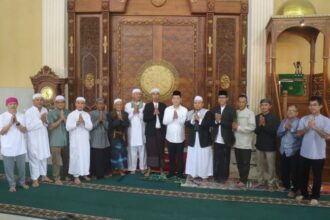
111, 16, 205, 109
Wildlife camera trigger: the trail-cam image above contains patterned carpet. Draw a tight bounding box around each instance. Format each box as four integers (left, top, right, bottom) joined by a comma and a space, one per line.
0, 172, 330, 219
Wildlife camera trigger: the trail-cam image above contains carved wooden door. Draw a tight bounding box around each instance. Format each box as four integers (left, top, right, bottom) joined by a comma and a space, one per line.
110, 16, 205, 109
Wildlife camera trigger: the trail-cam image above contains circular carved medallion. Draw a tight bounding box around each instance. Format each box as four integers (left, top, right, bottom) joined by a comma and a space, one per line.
151, 0, 167, 7
138, 60, 177, 100
220, 74, 231, 89
84, 73, 95, 90
40, 86, 55, 101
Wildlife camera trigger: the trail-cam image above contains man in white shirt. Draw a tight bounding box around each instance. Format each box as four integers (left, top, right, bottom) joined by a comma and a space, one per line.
25, 93, 52, 187
163, 90, 188, 179
66, 97, 93, 184
0, 97, 29, 192
232, 95, 256, 187
125, 88, 147, 174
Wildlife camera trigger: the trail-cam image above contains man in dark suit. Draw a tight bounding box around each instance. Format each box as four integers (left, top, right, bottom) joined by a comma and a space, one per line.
212, 90, 236, 183
185, 96, 214, 181
143, 88, 167, 176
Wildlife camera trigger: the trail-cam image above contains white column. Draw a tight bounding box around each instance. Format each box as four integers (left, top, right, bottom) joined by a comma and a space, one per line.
42, 0, 67, 77
247, 0, 274, 113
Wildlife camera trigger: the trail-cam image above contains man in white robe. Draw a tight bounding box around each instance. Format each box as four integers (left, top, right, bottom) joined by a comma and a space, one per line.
185, 96, 213, 181
0, 97, 29, 192
66, 97, 93, 184
25, 93, 52, 187
125, 88, 146, 174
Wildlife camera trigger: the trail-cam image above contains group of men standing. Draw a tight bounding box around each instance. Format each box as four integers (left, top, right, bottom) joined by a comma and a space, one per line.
0, 88, 329, 206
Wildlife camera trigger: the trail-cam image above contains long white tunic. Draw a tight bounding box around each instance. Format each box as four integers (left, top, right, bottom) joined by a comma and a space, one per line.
0, 112, 27, 157
185, 109, 213, 178
125, 102, 146, 147
66, 110, 93, 176
25, 106, 50, 160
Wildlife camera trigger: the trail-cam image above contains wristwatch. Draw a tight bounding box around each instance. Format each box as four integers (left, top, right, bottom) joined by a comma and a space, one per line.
16, 122, 20, 127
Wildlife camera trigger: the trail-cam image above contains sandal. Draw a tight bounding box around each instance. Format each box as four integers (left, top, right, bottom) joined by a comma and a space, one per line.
9, 186, 16, 192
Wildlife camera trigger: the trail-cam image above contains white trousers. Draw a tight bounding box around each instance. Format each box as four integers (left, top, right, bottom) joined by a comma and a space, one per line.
29, 156, 47, 180
128, 145, 147, 171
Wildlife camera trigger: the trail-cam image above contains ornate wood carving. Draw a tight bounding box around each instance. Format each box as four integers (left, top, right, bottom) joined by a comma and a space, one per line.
112, 16, 204, 108
77, 16, 101, 111
215, 16, 239, 104
30, 66, 67, 108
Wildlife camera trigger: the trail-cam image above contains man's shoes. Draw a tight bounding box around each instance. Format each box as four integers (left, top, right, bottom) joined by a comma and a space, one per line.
177, 174, 187, 179
310, 199, 319, 206
32, 180, 39, 188
166, 173, 175, 179
9, 186, 16, 192
41, 176, 53, 183
287, 191, 296, 198
295, 195, 304, 201
19, 184, 30, 189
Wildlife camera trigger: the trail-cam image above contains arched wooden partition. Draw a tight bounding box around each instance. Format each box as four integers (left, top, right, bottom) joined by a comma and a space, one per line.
266, 15, 330, 182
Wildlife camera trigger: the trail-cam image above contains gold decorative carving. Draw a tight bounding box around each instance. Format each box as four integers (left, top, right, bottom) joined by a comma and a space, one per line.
151, 0, 167, 7
103, 36, 108, 54
69, 36, 74, 54
207, 36, 213, 55
84, 73, 95, 90
138, 60, 177, 100
220, 74, 231, 89
242, 37, 247, 55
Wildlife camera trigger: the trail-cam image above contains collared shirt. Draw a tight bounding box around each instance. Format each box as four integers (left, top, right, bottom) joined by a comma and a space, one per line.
215, 105, 225, 144
153, 102, 161, 129
0, 111, 27, 157
48, 108, 70, 147
234, 107, 256, 149
298, 114, 330, 159
277, 117, 301, 157
89, 110, 110, 148
163, 105, 188, 143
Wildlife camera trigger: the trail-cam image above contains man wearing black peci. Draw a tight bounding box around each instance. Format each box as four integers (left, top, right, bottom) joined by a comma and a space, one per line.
212, 90, 237, 183
143, 88, 167, 176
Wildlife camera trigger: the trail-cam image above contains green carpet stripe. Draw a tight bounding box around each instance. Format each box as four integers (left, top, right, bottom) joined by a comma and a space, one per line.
0, 203, 116, 220
43, 181, 330, 208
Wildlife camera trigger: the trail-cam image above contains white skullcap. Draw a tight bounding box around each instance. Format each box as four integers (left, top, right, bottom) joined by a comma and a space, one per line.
151, 88, 160, 94
32, 93, 43, 100
55, 95, 65, 101
76, 97, 86, 102
113, 98, 122, 104
194, 96, 203, 102
132, 88, 142, 94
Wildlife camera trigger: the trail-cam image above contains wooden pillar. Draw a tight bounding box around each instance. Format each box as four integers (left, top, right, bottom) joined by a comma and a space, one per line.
322, 34, 330, 115
205, 0, 215, 109
310, 37, 316, 95
102, 0, 110, 108
67, 0, 76, 110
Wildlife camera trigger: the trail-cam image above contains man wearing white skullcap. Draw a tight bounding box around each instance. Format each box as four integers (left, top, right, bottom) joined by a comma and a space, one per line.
25, 93, 52, 187
125, 88, 147, 174
185, 96, 213, 181
108, 98, 129, 176
143, 88, 167, 176
66, 96, 93, 184
48, 95, 70, 184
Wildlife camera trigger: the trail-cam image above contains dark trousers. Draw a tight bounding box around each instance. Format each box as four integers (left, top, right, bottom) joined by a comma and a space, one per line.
280, 152, 299, 191
234, 148, 251, 184
167, 141, 184, 176
299, 156, 324, 199
90, 147, 111, 179
214, 143, 231, 181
